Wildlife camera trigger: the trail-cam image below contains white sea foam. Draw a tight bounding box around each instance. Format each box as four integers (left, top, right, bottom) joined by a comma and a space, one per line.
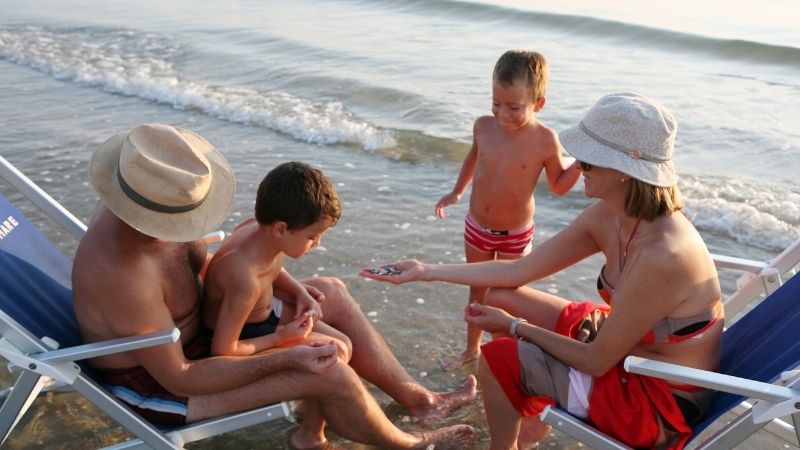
0, 26, 396, 151
682, 175, 799, 252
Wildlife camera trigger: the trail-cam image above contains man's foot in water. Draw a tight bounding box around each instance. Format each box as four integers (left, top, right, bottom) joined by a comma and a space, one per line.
411, 424, 476, 449
406, 375, 478, 423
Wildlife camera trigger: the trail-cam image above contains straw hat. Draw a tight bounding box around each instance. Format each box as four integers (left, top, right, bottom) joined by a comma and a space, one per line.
559, 92, 677, 187
90, 124, 235, 242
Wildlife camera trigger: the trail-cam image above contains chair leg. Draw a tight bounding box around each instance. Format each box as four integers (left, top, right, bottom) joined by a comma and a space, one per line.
71, 377, 179, 449
540, 405, 630, 449
695, 409, 766, 449
0, 371, 48, 445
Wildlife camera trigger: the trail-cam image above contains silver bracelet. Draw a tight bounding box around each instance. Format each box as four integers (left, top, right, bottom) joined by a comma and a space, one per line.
509, 317, 527, 339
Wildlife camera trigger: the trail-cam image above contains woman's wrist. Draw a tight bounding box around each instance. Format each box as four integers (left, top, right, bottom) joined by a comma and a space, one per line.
509, 317, 527, 339
419, 262, 431, 281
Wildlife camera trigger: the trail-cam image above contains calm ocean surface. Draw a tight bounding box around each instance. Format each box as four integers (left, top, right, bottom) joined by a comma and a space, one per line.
1, 0, 798, 448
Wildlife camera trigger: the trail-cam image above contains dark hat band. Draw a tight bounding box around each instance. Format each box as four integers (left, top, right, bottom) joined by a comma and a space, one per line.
579, 121, 671, 163
117, 168, 208, 214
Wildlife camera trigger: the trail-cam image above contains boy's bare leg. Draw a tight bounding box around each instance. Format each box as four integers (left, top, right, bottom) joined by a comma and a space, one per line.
442, 285, 487, 372
442, 244, 495, 372
302, 277, 478, 423
310, 321, 352, 362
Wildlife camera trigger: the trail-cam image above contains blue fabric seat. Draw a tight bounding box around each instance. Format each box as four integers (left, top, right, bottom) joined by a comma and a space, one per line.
692, 266, 800, 439
0, 194, 80, 348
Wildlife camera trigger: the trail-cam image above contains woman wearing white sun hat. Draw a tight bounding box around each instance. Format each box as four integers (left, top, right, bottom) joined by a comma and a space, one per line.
361, 93, 723, 449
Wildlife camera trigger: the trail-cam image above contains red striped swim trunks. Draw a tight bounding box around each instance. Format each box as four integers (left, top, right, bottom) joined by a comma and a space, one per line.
464, 213, 534, 256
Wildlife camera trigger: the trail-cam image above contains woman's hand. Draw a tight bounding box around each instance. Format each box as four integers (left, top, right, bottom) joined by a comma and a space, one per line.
359, 259, 424, 284
464, 303, 516, 335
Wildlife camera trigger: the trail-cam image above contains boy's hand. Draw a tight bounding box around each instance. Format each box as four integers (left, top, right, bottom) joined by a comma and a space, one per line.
359, 260, 423, 284
435, 192, 461, 219
277, 312, 315, 345
295, 288, 323, 320
464, 303, 515, 334
303, 284, 325, 304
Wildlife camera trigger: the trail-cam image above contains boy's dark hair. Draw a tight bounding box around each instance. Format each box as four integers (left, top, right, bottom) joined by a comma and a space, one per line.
255, 162, 341, 230
493, 50, 548, 102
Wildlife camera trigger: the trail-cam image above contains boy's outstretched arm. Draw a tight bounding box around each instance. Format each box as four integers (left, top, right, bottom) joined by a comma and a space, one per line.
436, 132, 479, 218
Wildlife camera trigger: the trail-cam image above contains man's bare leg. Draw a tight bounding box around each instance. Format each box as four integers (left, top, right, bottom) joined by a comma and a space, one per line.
305, 277, 477, 422
290, 400, 329, 449
188, 359, 475, 448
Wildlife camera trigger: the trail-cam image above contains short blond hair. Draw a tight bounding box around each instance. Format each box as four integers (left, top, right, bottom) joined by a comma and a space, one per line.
493, 50, 548, 102
625, 179, 683, 221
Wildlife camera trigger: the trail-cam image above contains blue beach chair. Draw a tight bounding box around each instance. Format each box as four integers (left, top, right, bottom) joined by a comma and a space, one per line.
712, 239, 800, 324
0, 156, 288, 449
540, 263, 800, 449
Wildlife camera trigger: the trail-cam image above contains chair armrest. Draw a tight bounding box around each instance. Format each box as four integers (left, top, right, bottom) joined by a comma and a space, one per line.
203, 230, 226, 244
624, 356, 797, 403
0, 328, 179, 385
712, 254, 768, 273
36, 328, 181, 364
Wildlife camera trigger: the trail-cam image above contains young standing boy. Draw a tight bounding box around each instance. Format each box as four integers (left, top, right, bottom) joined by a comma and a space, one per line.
435, 50, 581, 371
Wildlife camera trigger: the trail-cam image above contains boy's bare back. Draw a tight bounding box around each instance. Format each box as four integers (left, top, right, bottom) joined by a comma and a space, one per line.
203, 218, 282, 332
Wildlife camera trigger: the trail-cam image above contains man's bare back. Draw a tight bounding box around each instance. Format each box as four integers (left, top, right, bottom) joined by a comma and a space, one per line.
72, 204, 207, 369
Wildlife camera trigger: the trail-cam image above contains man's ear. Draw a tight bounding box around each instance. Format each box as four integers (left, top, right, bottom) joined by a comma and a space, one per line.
534, 96, 546, 112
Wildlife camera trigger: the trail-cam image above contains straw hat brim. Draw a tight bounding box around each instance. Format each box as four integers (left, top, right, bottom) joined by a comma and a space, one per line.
560, 124, 677, 188
90, 129, 235, 242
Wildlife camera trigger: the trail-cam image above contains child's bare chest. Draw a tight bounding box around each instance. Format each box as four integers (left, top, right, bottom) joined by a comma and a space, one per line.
254, 255, 285, 299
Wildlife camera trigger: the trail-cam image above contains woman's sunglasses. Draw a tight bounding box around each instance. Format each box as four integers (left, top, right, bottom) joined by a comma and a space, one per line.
578, 161, 593, 171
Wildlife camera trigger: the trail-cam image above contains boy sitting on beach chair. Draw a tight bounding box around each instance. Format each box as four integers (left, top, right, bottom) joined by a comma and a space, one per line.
203, 161, 351, 360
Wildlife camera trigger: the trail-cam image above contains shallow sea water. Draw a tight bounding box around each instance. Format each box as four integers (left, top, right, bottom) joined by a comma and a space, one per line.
1, 0, 798, 448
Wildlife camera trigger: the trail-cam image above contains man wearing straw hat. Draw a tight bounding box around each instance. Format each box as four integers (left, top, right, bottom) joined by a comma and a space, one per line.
72, 124, 476, 449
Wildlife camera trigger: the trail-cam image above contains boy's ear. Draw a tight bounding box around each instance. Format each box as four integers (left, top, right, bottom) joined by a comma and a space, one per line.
271, 221, 289, 237
534, 96, 546, 112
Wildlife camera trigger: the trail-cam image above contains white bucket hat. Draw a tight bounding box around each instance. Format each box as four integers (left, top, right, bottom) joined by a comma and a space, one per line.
90, 124, 235, 242
559, 92, 677, 187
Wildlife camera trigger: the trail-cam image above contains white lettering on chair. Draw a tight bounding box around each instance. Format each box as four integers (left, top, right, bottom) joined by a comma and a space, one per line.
0, 216, 19, 239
